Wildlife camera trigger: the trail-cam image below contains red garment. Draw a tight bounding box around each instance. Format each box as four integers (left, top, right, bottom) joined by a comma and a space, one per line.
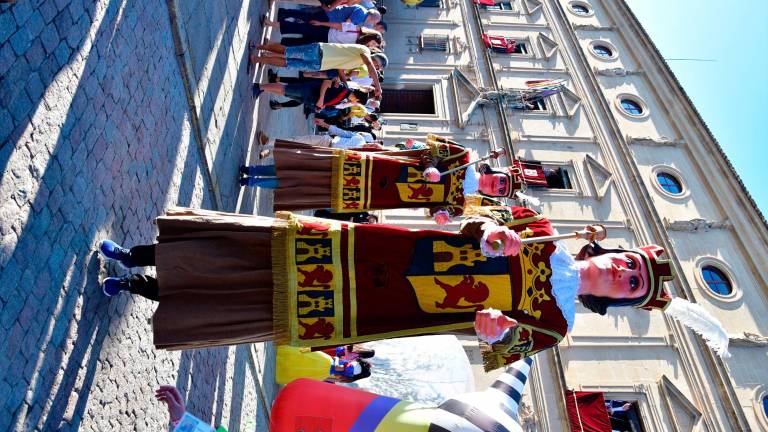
331, 141, 471, 216
322, 88, 351, 107
565, 391, 612, 432
516, 160, 549, 186
272, 206, 569, 371
482, 34, 517, 53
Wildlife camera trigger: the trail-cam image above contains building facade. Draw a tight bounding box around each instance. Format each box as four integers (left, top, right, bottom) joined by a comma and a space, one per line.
377, 0, 768, 430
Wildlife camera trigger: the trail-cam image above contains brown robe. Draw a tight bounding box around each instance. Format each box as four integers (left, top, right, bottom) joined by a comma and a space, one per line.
273, 140, 334, 211
151, 208, 283, 350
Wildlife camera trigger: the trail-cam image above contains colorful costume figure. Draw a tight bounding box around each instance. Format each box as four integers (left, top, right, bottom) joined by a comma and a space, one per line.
274, 345, 372, 384
270, 134, 528, 222
271, 134, 472, 217
141, 205, 569, 371
270, 357, 536, 432
275, 346, 335, 384
105, 205, 729, 371
273, 204, 577, 371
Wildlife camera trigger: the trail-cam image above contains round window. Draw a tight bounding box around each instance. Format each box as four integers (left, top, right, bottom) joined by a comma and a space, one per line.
571, 4, 590, 15
701, 266, 732, 296
656, 172, 683, 194
763, 395, 768, 419
620, 99, 643, 116
592, 44, 613, 58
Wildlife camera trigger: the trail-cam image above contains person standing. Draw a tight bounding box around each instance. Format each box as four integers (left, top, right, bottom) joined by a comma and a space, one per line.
249, 42, 386, 99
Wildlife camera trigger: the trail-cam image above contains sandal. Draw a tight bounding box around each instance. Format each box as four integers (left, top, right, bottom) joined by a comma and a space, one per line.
256, 130, 270, 146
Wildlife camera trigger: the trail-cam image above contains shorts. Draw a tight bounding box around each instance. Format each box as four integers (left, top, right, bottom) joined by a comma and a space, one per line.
284, 43, 323, 71
284, 80, 322, 103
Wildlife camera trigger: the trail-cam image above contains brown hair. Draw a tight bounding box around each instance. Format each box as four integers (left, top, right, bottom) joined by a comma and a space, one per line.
356, 29, 383, 47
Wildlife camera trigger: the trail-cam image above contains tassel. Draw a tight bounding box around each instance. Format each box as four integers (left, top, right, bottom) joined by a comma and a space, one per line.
664, 298, 731, 358
480, 343, 502, 372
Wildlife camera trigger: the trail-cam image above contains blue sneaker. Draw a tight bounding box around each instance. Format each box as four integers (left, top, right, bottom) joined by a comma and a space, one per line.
252, 83, 262, 99
99, 239, 133, 268
102, 276, 130, 297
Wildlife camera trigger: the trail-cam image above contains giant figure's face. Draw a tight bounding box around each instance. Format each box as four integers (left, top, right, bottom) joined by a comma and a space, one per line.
478, 172, 510, 197
581, 252, 649, 300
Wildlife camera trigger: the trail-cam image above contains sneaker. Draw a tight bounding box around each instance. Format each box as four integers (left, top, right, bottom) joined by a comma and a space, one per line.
102, 276, 130, 297
99, 239, 133, 268
239, 177, 253, 187
239, 165, 249, 176
267, 69, 278, 83
252, 83, 262, 99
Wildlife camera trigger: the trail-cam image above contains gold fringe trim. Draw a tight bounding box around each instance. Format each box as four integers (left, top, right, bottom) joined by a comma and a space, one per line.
462, 195, 483, 209
479, 341, 503, 372
505, 214, 544, 228
463, 194, 503, 209
274, 210, 293, 221
330, 150, 345, 212
271, 218, 294, 345
426, 133, 457, 146
463, 204, 510, 218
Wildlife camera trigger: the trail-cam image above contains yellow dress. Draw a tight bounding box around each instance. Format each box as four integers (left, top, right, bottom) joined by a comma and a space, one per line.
275, 346, 334, 385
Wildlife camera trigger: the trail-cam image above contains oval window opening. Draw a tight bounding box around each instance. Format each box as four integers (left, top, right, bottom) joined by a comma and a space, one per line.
593, 44, 613, 57
571, 4, 590, 15
656, 172, 683, 195
702, 266, 732, 296
762, 395, 768, 419
620, 98, 643, 115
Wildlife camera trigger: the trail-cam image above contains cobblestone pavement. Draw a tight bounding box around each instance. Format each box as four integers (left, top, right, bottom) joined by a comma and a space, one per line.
174, 0, 268, 211
0, 0, 279, 430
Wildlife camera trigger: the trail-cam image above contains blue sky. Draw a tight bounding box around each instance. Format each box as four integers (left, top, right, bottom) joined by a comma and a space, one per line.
625, 0, 768, 215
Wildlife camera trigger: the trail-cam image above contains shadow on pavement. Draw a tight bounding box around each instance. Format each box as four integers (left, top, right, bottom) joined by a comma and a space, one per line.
38, 253, 112, 431
177, 0, 267, 211
1, 0, 224, 429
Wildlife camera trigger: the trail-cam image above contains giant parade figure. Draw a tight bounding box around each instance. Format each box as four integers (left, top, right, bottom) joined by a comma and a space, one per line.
270, 357, 539, 432
158, 357, 539, 431
240, 133, 542, 224
98, 202, 729, 371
